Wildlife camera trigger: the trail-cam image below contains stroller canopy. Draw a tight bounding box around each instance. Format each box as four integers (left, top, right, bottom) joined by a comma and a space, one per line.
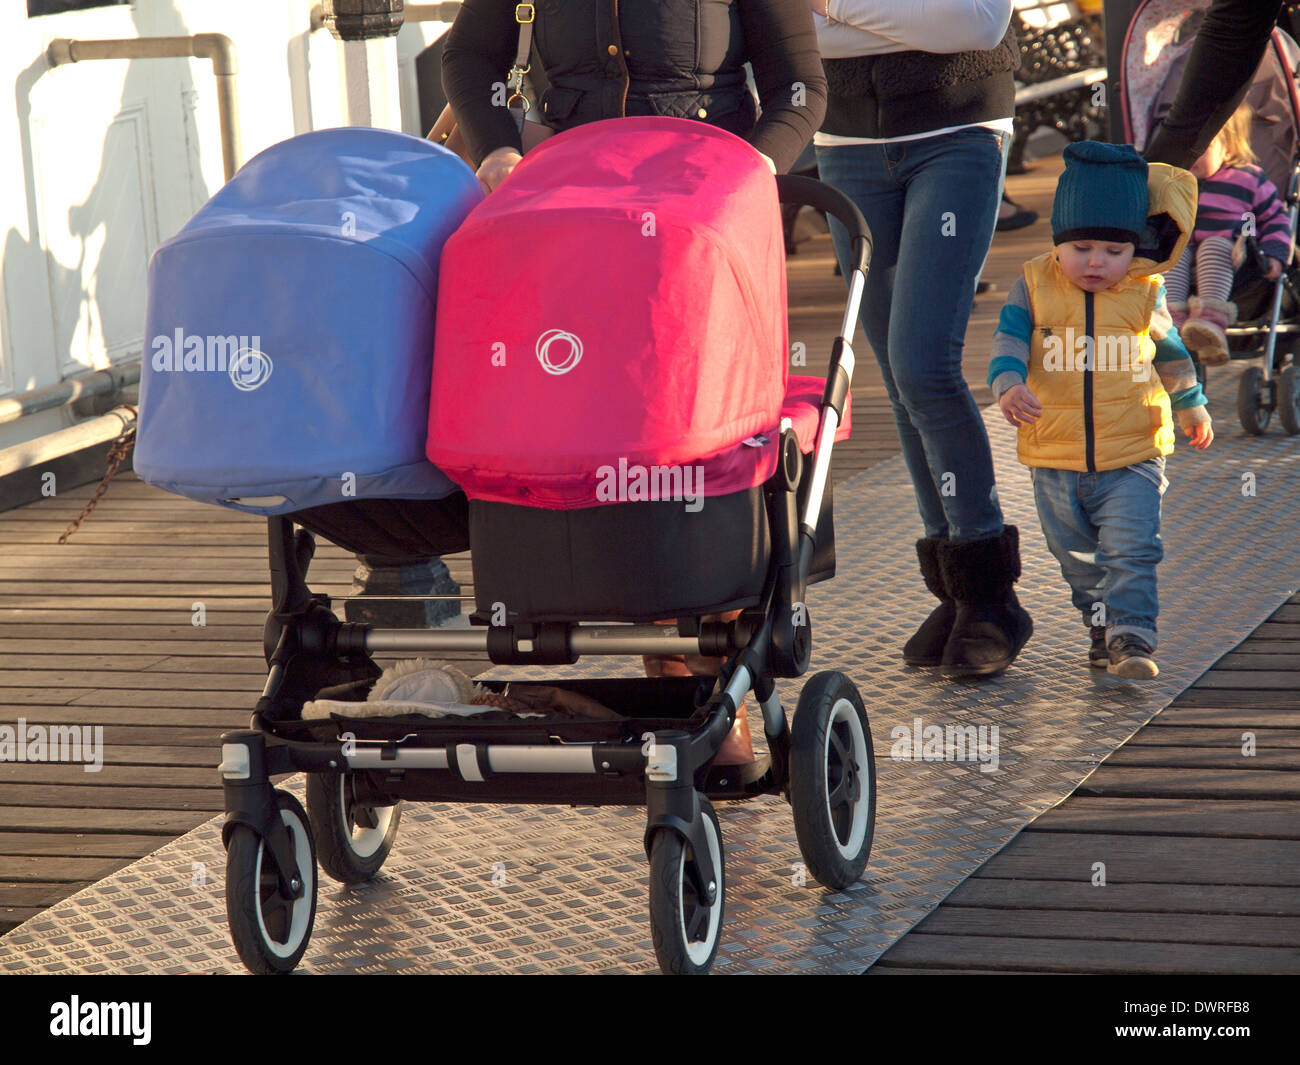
428, 117, 788, 508
135, 127, 482, 514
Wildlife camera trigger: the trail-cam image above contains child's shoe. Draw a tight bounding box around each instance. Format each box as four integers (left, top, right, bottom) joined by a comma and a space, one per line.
1107, 633, 1159, 678
1089, 626, 1109, 668
1181, 296, 1235, 366
1168, 300, 1189, 332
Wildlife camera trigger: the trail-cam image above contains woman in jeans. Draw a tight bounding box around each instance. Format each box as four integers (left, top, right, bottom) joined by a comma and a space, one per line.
812, 0, 1032, 677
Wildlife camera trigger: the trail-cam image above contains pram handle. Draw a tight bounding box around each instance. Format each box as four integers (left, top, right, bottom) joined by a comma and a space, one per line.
776, 174, 872, 274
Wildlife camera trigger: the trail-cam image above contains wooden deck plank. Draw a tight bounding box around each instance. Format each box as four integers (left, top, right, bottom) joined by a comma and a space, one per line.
0, 784, 222, 812
1193, 670, 1300, 689
1077, 767, 1300, 799
870, 935, 1300, 974
1158, 689, 1300, 709
973, 832, 1300, 884
0, 707, 257, 727
1, 856, 140, 883
0, 882, 95, 907
910, 907, 1300, 947
1026, 798, 1300, 838
1124, 727, 1300, 747
1102, 747, 1300, 770
941, 878, 1300, 916
0, 670, 266, 690
0, 833, 170, 859
0, 808, 205, 834
1151, 707, 1300, 727
0, 765, 222, 788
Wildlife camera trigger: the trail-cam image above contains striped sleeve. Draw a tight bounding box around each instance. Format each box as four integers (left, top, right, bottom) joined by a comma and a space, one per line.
1149, 276, 1207, 413
988, 275, 1031, 397
1248, 167, 1292, 264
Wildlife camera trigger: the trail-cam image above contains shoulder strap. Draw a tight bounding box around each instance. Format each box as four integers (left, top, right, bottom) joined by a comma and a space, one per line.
507, 3, 536, 133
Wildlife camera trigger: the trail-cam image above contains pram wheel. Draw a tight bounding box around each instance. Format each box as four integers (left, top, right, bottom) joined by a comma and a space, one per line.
648, 797, 724, 975
1279, 366, 1300, 436
1237, 366, 1273, 435
307, 771, 401, 884
226, 790, 317, 974
789, 671, 875, 890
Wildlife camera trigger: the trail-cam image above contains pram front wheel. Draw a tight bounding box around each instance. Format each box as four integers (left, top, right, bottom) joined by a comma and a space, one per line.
226, 790, 317, 974
1279, 365, 1300, 436
307, 771, 401, 884
648, 797, 724, 975
789, 671, 875, 890
1237, 366, 1273, 435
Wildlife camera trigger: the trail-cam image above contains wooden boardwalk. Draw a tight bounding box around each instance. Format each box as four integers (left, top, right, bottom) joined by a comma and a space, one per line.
1, 155, 1296, 972
871, 590, 1300, 975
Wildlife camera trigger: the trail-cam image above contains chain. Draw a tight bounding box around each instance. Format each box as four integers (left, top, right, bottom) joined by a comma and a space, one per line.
57, 406, 137, 545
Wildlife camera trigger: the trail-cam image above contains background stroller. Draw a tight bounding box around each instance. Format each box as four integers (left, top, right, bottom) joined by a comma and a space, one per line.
137, 120, 877, 975
1117, 0, 1300, 435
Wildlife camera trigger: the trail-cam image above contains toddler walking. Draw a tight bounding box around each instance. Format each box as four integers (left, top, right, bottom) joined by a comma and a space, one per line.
1165, 102, 1290, 365
988, 142, 1213, 678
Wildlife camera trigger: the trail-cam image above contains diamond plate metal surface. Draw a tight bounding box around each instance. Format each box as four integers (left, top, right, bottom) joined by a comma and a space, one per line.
2, 406, 1298, 974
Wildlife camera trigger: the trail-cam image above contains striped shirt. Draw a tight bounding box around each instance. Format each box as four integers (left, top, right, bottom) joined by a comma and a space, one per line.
1194, 163, 1291, 264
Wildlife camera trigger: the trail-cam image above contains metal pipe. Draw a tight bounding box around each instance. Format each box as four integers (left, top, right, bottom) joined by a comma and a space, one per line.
47, 34, 241, 181
0, 361, 139, 427
0, 406, 135, 480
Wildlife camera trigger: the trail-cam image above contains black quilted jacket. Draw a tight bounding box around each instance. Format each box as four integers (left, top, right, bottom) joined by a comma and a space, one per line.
442, 0, 826, 172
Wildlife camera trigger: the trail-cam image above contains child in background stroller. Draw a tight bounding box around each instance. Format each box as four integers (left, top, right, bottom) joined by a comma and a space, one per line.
1118, 0, 1300, 435
136, 120, 878, 975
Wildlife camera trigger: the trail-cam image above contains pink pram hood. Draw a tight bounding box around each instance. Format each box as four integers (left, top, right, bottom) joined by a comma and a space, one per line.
428, 117, 788, 508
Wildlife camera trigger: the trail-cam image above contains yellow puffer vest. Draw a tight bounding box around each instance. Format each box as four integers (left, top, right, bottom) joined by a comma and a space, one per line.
1019, 162, 1198, 472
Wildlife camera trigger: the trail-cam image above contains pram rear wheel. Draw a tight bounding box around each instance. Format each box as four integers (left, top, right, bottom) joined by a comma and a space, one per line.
789, 671, 875, 890
1279, 366, 1300, 436
1237, 366, 1272, 435
307, 771, 401, 884
226, 790, 317, 974
647, 797, 724, 975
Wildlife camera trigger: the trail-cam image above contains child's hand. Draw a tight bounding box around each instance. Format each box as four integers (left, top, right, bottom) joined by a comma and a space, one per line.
1185, 418, 1214, 450
1265, 256, 1285, 281
999, 384, 1041, 426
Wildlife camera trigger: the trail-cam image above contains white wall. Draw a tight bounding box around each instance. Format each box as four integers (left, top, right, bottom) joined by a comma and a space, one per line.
0, 0, 453, 451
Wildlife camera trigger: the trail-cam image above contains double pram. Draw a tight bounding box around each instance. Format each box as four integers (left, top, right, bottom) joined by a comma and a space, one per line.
1118, 0, 1300, 435
135, 119, 875, 975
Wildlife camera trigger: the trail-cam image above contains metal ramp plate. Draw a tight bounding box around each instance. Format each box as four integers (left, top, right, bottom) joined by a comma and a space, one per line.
2, 407, 1298, 973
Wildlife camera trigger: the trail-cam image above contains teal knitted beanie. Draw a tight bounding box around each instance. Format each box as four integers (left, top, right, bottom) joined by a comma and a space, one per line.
1051, 141, 1149, 246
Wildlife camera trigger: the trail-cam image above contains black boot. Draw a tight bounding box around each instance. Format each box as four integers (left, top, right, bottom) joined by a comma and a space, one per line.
936, 525, 1033, 678
902, 537, 955, 667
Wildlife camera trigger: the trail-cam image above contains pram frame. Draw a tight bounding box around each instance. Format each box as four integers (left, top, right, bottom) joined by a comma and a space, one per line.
1118, 0, 1300, 434
217, 175, 874, 975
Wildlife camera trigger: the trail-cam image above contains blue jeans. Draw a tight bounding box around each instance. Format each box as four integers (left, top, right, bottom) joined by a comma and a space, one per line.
1030, 460, 1165, 648
817, 126, 1010, 542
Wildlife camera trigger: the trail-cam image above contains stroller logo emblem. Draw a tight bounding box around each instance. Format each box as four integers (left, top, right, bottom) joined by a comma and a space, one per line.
229, 348, 273, 391
536, 329, 583, 375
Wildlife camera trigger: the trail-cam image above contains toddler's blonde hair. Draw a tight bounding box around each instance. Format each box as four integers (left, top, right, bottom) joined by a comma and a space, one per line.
1211, 102, 1258, 167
